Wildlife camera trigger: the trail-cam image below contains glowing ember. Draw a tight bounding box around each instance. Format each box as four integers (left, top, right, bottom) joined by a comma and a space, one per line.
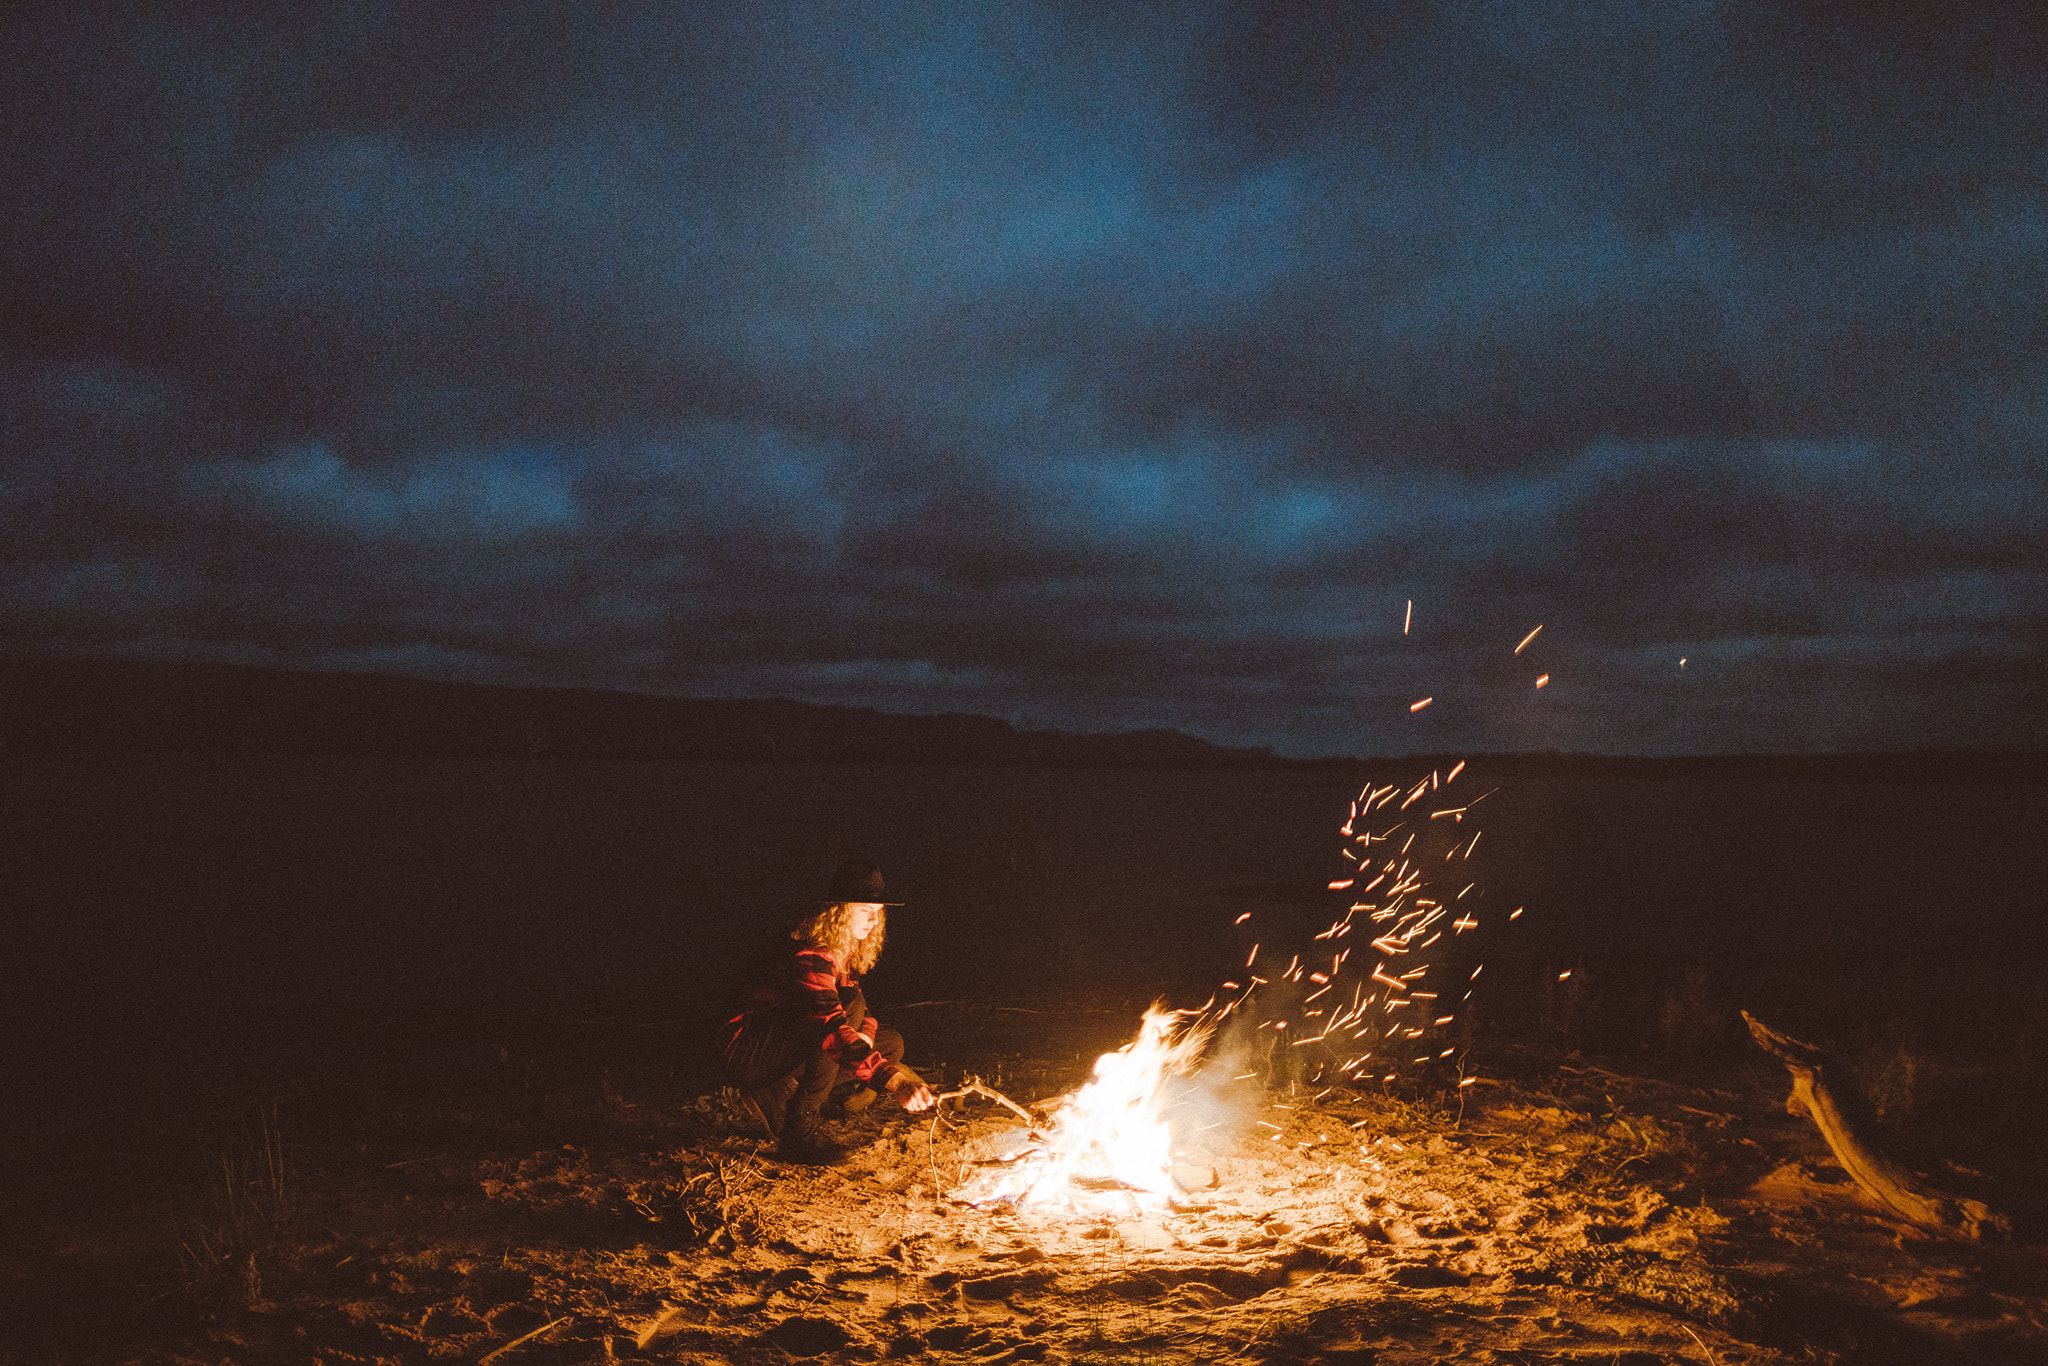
956, 1007, 1211, 1213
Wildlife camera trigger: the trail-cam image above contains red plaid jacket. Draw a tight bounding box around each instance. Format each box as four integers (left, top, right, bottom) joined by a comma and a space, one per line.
727, 943, 897, 1087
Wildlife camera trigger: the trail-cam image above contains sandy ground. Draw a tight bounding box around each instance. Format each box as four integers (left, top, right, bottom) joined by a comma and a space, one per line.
7, 999, 2047, 1366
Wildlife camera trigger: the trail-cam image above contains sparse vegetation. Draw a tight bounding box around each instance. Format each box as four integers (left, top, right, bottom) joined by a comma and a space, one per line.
170, 1102, 293, 1309
1845, 1021, 1925, 1126
1657, 960, 1724, 1061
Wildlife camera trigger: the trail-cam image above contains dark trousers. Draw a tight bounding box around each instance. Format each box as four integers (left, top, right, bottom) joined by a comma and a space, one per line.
722, 996, 905, 1119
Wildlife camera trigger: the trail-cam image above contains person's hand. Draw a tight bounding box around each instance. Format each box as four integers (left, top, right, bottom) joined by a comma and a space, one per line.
886, 1068, 937, 1113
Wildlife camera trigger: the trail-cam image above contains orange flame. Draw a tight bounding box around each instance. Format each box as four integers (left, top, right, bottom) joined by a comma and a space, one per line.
957, 1007, 1211, 1213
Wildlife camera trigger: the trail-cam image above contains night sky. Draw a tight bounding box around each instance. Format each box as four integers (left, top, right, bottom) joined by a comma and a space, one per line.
5, 1, 2043, 758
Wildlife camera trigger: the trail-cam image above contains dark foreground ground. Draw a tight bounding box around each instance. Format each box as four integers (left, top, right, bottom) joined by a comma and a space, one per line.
6, 994, 2048, 1366
4, 751, 2047, 1362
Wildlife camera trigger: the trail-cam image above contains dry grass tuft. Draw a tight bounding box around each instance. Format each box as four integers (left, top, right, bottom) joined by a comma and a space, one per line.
171, 1101, 294, 1307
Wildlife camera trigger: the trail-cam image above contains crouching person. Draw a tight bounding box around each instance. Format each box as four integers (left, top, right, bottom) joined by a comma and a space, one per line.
719, 858, 936, 1163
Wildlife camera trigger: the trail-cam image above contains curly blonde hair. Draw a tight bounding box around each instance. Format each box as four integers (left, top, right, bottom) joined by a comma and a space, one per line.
793, 901, 887, 976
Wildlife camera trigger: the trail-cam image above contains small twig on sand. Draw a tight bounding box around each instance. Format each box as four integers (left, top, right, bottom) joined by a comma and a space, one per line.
1225, 1305, 1285, 1360
1558, 1062, 1674, 1089
717, 1158, 761, 1227
1675, 1104, 1739, 1125
1613, 1151, 1652, 1178
925, 1109, 951, 1195
478, 1315, 569, 1364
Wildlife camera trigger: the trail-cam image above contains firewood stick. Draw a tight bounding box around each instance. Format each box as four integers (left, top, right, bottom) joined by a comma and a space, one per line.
935, 1076, 1039, 1126
479, 1315, 569, 1363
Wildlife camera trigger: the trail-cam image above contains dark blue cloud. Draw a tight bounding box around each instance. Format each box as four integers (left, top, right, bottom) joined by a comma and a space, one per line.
2, 0, 2043, 755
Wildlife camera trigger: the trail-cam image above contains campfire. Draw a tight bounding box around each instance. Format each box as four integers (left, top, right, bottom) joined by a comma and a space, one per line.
947, 753, 1500, 1216
942, 628, 1545, 1216
953, 1005, 1212, 1214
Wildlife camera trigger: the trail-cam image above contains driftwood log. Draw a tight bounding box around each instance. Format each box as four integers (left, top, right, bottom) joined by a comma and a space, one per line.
1743, 1010, 2008, 1240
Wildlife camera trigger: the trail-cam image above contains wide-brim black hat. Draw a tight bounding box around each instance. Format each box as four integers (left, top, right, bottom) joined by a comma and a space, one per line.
817, 857, 902, 905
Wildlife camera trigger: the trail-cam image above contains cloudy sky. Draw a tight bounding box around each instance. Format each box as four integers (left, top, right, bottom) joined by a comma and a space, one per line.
4, 0, 2043, 757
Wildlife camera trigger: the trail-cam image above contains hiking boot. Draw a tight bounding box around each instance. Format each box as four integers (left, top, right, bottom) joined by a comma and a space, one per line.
776, 1109, 850, 1166
821, 1084, 876, 1120
734, 1074, 800, 1139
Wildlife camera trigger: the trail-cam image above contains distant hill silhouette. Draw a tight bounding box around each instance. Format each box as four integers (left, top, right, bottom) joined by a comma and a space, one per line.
0, 655, 2040, 780
0, 656, 1282, 768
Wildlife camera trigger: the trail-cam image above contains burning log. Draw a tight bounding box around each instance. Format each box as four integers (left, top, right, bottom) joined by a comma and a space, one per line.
1742, 1011, 2008, 1240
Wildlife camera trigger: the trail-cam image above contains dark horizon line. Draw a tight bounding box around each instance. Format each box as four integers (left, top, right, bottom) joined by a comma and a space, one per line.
3, 652, 2043, 780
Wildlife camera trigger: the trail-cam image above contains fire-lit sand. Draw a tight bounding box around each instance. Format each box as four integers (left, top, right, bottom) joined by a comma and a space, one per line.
19, 995, 2048, 1366
7, 748, 2048, 1363
19, 998, 2044, 1365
